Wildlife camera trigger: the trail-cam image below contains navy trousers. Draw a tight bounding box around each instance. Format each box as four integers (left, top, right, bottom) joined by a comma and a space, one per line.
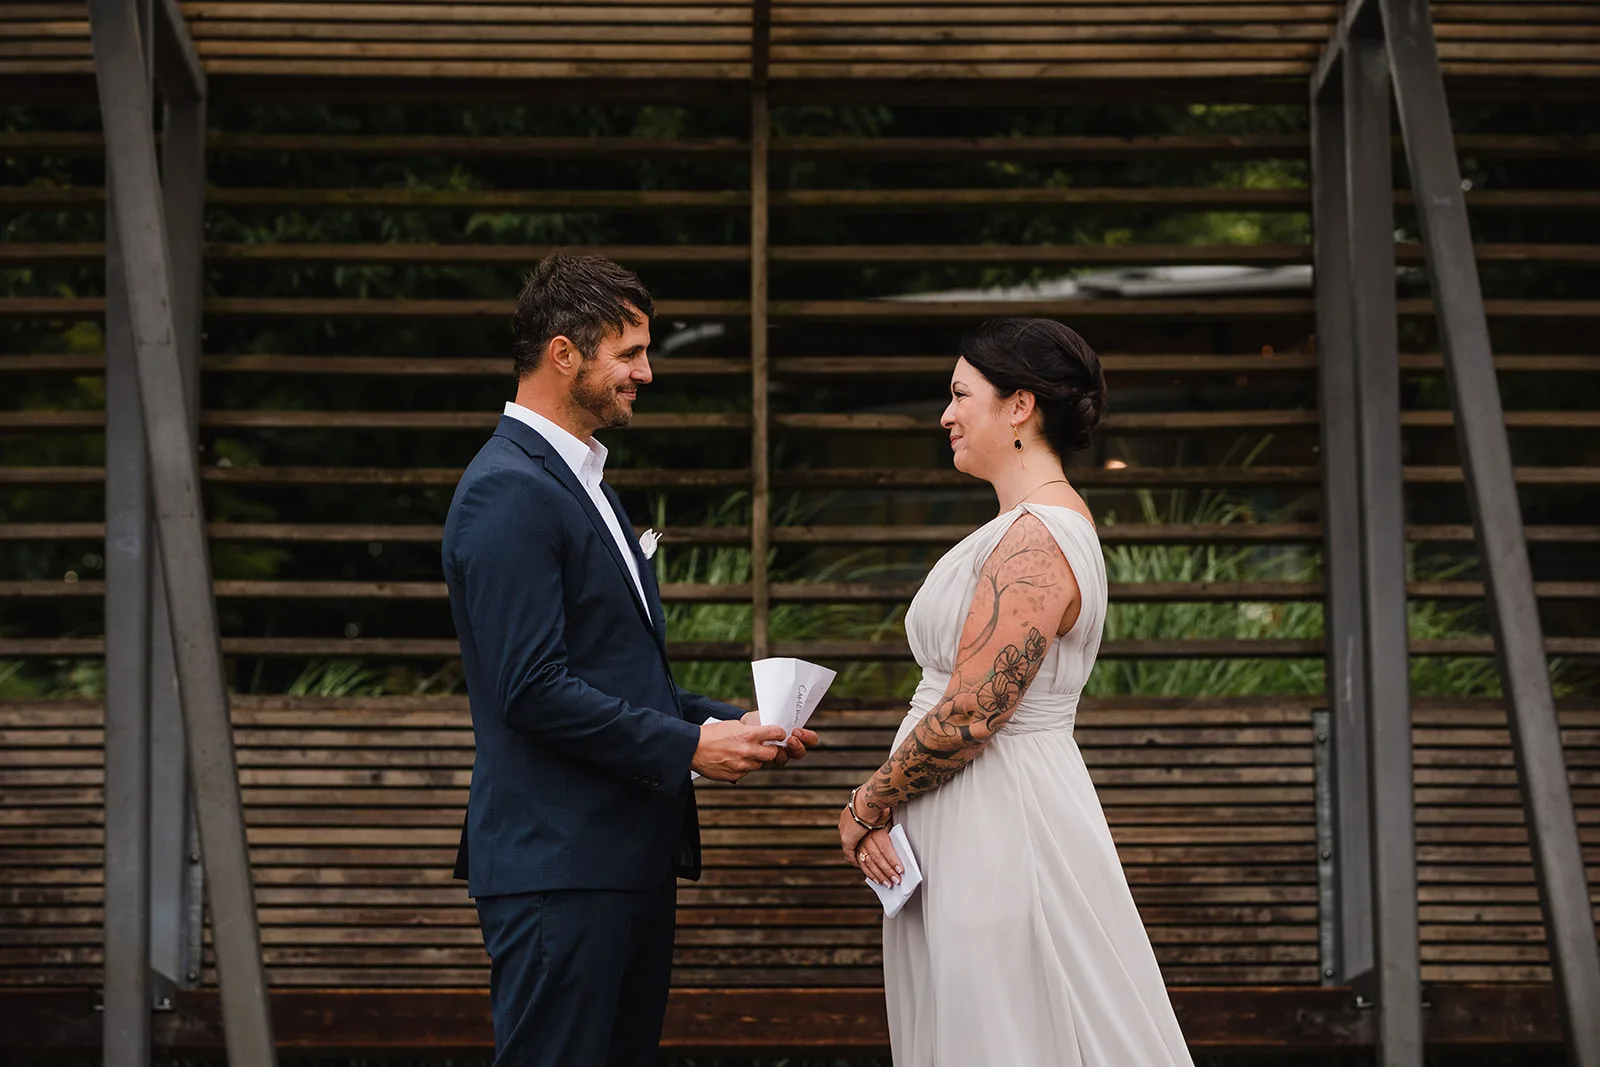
476, 876, 677, 1067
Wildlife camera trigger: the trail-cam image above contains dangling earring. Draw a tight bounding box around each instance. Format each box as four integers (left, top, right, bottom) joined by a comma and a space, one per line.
1013, 427, 1024, 452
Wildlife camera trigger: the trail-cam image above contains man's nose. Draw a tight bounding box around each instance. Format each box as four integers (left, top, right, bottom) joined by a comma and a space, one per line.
635, 356, 653, 385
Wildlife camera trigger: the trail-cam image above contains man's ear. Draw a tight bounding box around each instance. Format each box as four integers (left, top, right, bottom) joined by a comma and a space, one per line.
546, 335, 583, 375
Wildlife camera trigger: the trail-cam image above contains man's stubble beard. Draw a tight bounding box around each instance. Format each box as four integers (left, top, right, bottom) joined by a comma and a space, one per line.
572, 359, 633, 429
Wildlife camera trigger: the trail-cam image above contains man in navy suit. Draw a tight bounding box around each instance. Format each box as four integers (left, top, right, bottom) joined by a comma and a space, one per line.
444, 252, 817, 1066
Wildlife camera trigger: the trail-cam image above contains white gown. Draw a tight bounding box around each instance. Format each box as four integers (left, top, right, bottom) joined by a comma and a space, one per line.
883, 503, 1194, 1067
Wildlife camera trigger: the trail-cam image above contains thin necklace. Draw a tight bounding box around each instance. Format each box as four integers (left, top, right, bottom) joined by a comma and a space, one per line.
1017, 477, 1070, 505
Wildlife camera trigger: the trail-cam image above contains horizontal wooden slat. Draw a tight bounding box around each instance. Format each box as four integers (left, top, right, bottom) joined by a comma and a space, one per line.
773, 23, 1600, 45
0, 985, 1579, 1048
763, 60, 1600, 81
0, 466, 750, 487
764, 297, 1600, 320
0, 410, 748, 430
779, 353, 1600, 376
4, 578, 1594, 603
774, 465, 1600, 488
3, 637, 1596, 660
10, 240, 1600, 268
185, 43, 751, 64
0, 242, 749, 265
18, 296, 1600, 321
0, 130, 751, 155
0, 186, 749, 208
2, 132, 1594, 160
7, 465, 1600, 489
5, 185, 1596, 212
5, 520, 1596, 547
179, 2, 754, 25
0, 297, 746, 318
7, 407, 1598, 432
8, 352, 1600, 378
177, 21, 753, 45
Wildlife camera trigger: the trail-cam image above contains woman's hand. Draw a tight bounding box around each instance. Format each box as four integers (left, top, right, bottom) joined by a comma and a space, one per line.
838, 803, 870, 864
855, 827, 904, 888
838, 789, 894, 876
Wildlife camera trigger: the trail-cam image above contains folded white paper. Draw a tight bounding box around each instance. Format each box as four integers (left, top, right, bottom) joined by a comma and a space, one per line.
752, 656, 837, 745
690, 656, 837, 779
867, 823, 923, 919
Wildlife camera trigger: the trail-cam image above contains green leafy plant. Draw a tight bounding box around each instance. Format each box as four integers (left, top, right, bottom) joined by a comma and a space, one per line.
652, 492, 907, 700
287, 659, 386, 698
0, 659, 34, 698
1087, 488, 1568, 699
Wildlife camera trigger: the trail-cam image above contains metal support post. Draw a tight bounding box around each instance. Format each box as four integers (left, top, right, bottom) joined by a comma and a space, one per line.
101, 0, 154, 1058
87, 1, 278, 1064
749, 0, 771, 661
1311, 70, 1375, 987
1311, 709, 1340, 984
148, 35, 207, 1001
1344, 25, 1423, 1065
1379, 0, 1600, 1059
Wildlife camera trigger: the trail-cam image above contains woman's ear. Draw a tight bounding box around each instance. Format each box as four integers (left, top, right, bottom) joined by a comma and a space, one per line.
1012, 390, 1037, 427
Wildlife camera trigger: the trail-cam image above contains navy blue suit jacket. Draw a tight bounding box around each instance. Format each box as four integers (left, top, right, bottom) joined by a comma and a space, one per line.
443, 415, 742, 897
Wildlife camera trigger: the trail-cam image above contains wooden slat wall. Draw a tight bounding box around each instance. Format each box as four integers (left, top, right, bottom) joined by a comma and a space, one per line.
769, 1, 1600, 81
2, 697, 1596, 987
2, 1, 756, 80
5, 0, 1600, 84
3, 88, 1599, 1008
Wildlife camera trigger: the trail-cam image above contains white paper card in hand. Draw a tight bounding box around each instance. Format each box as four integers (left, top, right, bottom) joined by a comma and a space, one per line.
867, 823, 923, 919
751, 657, 836, 745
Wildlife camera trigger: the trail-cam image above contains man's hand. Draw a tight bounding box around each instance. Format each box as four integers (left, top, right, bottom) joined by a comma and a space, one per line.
691, 719, 787, 783
740, 710, 819, 767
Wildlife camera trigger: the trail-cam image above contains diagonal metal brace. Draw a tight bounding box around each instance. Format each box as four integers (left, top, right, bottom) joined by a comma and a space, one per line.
1376, 0, 1600, 1062
151, 0, 202, 103
86, 1, 277, 1065
1312, 0, 1380, 100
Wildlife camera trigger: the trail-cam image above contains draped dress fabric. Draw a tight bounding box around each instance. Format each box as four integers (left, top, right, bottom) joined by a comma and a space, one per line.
883, 503, 1194, 1067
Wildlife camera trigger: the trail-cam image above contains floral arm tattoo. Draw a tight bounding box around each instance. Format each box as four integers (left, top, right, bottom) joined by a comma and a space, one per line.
857, 513, 1080, 822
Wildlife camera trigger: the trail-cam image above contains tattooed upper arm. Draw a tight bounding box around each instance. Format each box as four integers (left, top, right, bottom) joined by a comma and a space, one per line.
857, 513, 1080, 819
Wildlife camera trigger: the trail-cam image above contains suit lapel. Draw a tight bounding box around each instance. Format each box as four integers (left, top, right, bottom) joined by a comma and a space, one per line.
600, 487, 683, 719
602, 484, 670, 647
493, 416, 658, 640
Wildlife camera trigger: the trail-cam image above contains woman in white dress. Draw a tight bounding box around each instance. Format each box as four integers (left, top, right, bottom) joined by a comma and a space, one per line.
836, 318, 1194, 1066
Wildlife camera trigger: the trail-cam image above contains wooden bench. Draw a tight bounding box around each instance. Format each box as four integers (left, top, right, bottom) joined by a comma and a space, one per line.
3, 695, 1595, 1048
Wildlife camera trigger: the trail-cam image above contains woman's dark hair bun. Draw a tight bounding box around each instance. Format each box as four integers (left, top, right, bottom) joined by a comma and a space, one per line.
958, 318, 1106, 456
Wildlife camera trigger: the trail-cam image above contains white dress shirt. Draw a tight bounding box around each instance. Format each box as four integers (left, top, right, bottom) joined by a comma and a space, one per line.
502, 401, 650, 618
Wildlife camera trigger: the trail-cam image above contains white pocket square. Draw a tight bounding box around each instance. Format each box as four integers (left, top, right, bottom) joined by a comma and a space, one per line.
639, 528, 660, 560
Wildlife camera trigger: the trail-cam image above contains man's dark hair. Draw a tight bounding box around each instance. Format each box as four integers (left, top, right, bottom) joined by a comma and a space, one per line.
511, 251, 655, 376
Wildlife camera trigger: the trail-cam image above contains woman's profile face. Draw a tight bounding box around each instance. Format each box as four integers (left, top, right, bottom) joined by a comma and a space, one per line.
941, 357, 1012, 477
